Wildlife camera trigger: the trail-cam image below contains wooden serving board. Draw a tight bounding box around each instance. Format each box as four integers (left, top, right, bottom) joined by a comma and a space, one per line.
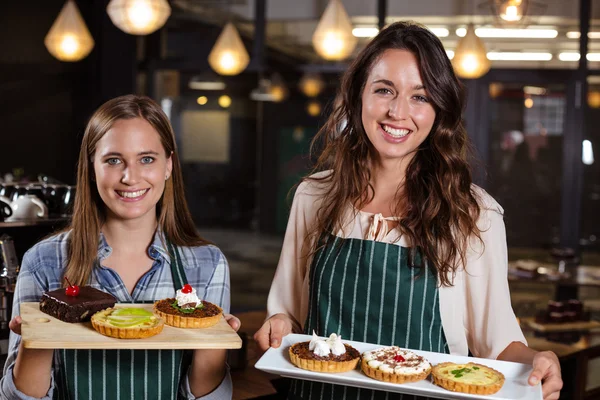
524, 317, 600, 332
20, 302, 242, 350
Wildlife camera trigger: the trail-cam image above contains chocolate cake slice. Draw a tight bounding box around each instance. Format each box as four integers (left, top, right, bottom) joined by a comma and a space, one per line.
39, 286, 117, 323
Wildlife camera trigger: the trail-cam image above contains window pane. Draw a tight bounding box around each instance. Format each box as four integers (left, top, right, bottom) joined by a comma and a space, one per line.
487, 83, 565, 248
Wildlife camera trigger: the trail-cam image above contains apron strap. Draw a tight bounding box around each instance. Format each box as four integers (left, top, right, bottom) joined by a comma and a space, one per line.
167, 240, 187, 290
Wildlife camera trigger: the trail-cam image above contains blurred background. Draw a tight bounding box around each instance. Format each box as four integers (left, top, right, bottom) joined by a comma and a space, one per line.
1, 0, 600, 398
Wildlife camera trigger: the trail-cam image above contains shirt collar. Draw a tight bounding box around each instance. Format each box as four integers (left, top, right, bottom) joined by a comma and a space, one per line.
97, 229, 171, 262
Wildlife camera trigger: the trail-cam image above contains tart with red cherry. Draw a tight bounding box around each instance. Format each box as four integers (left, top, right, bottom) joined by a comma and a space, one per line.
153, 284, 222, 328
361, 346, 431, 384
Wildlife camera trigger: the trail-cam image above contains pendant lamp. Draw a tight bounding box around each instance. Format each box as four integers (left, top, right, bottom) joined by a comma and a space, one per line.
312, 0, 357, 61
107, 0, 171, 35
44, 0, 94, 62
452, 24, 490, 79
208, 22, 250, 76
299, 72, 325, 98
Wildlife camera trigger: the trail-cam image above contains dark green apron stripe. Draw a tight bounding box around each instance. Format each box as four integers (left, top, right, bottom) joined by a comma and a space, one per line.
390, 247, 402, 347
349, 239, 364, 341
362, 242, 375, 342
322, 238, 344, 332
376, 243, 389, 344
335, 239, 353, 334
404, 266, 415, 347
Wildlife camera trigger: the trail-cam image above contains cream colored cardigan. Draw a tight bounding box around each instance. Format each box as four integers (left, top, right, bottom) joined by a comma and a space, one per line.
266, 171, 527, 360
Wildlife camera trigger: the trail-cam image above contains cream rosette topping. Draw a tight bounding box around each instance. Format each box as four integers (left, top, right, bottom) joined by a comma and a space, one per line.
362, 346, 430, 375
175, 284, 202, 309
309, 331, 346, 357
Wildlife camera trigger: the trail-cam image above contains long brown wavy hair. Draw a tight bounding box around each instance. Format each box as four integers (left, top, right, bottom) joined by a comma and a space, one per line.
307, 21, 482, 286
63, 95, 210, 286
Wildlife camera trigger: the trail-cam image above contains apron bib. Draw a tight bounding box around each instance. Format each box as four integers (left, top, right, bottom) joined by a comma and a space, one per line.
290, 235, 449, 400
55, 242, 188, 400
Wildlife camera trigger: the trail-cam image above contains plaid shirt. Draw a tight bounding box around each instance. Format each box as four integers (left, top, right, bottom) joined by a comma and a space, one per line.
0, 230, 232, 400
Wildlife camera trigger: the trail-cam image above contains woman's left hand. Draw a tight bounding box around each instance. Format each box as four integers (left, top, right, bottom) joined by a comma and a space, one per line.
224, 313, 241, 332
529, 350, 562, 400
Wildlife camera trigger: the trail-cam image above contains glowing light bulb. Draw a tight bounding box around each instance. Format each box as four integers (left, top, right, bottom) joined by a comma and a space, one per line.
322, 32, 344, 57
218, 52, 236, 72
500, 1, 524, 22
59, 34, 80, 57
127, 0, 155, 30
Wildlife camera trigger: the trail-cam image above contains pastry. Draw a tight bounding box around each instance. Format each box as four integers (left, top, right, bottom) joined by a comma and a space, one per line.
39, 283, 116, 323
361, 346, 431, 384
289, 332, 360, 373
91, 307, 164, 339
431, 362, 505, 395
153, 284, 222, 328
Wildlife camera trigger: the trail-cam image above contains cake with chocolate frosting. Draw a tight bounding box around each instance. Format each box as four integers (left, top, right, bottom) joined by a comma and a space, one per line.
361, 346, 431, 383
39, 286, 117, 323
289, 332, 360, 373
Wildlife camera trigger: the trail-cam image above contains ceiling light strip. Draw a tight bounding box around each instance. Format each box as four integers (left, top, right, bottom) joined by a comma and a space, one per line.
455, 27, 558, 39
486, 52, 552, 61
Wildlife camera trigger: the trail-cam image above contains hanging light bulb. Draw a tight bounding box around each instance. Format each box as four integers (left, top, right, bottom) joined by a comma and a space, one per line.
312, 0, 357, 61
44, 0, 94, 62
497, 0, 525, 22
299, 72, 325, 97
452, 24, 491, 79
107, 0, 171, 35
208, 22, 250, 76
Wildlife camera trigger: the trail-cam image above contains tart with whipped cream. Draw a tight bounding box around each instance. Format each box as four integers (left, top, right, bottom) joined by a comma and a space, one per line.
361, 346, 431, 384
91, 307, 164, 339
153, 284, 222, 328
431, 362, 505, 395
289, 332, 360, 373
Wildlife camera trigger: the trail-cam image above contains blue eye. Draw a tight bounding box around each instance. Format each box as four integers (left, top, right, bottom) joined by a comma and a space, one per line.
141, 156, 155, 164
106, 158, 121, 165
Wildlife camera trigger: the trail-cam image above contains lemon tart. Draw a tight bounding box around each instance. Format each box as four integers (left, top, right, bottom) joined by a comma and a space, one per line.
361, 346, 431, 384
431, 362, 505, 395
153, 284, 222, 329
289, 333, 360, 373
91, 307, 164, 339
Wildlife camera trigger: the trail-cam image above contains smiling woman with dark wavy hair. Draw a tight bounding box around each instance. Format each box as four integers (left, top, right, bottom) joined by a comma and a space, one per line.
255, 21, 562, 400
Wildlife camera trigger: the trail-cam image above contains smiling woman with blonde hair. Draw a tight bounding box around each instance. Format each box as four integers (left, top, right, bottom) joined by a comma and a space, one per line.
1, 94, 238, 400
255, 21, 562, 400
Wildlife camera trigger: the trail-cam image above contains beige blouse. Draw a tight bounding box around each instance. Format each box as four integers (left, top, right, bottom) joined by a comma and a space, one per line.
266, 171, 527, 360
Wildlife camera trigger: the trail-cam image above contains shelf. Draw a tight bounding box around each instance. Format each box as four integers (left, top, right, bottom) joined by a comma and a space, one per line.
0, 218, 69, 228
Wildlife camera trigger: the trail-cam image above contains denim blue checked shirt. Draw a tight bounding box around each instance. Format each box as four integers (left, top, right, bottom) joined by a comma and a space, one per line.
0, 230, 232, 400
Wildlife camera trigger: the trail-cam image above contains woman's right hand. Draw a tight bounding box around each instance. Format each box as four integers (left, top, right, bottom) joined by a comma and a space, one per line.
9, 316, 22, 335
253, 313, 294, 351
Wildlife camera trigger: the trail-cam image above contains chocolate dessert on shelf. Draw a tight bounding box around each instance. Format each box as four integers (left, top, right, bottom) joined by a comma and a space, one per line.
535, 299, 590, 324
39, 280, 116, 323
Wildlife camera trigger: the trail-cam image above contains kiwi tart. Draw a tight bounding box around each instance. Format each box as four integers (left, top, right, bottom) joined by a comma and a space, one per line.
91, 307, 164, 339
431, 362, 505, 395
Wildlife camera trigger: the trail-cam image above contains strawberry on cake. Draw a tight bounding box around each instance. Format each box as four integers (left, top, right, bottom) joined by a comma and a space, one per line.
361, 346, 431, 384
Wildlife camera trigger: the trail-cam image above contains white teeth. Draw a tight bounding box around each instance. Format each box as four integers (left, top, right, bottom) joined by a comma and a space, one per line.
117, 189, 148, 198
382, 125, 410, 137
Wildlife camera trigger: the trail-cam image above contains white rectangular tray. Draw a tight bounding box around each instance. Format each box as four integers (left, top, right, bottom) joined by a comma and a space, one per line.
255, 334, 542, 400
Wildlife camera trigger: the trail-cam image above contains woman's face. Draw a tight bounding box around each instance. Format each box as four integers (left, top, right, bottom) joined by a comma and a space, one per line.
361, 49, 436, 168
93, 118, 172, 223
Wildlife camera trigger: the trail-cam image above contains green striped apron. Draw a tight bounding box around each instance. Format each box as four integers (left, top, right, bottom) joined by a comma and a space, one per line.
290, 235, 449, 400
54, 243, 189, 400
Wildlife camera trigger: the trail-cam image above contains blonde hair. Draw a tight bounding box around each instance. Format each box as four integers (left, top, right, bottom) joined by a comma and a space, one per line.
63, 95, 209, 286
